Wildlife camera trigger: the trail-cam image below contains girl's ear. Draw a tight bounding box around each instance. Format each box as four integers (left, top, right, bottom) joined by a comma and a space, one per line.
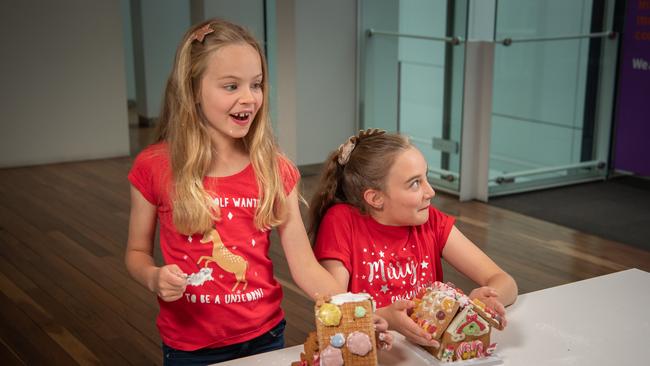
363, 188, 384, 210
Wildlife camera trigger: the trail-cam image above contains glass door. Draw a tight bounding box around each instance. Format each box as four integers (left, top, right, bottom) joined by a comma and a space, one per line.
488, 0, 618, 196
359, 0, 468, 194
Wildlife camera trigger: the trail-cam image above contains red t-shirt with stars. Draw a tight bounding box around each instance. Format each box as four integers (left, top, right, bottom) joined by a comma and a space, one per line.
313, 203, 455, 308
128, 142, 299, 351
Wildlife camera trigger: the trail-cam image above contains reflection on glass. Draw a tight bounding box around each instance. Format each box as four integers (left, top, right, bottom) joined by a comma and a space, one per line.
489, 0, 611, 193
360, 0, 467, 193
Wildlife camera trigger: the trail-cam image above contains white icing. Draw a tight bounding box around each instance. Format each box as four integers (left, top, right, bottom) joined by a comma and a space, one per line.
330, 292, 371, 305
186, 268, 214, 286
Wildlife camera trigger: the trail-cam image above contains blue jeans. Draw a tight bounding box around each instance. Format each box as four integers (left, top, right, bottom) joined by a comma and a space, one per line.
162, 319, 286, 365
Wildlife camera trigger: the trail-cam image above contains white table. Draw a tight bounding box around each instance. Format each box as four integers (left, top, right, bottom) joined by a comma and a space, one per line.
219, 269, 650, 365
492, 268, 650, 365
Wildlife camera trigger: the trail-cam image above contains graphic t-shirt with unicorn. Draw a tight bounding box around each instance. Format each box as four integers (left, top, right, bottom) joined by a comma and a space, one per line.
129, 142, 299, 351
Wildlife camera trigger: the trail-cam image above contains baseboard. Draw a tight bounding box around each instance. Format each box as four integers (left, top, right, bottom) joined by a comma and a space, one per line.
298, 163, 324, 177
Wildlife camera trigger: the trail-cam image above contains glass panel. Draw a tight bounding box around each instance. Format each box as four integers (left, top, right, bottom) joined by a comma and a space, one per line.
359, 0, 467, 193
489, 0, 614, 195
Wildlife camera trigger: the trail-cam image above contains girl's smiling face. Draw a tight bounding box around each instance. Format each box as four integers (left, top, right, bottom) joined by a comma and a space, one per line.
370, 147, 435, 226
198, 43, 263, 145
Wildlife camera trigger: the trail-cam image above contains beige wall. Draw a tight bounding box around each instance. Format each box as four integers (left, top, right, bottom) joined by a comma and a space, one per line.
0, 0, 130, 168
276, 0, 357, 165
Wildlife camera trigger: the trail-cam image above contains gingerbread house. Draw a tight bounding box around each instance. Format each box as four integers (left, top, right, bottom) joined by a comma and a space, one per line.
292, 293, 377, 366
411, 281, 503, 362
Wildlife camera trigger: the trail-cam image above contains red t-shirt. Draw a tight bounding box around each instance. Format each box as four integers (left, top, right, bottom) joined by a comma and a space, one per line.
128, 142, 299, 351
313, 203, 455, 308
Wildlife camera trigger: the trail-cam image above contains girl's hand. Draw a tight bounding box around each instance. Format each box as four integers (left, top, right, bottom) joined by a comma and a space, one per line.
377, 300, 439, 348
469, 286, 508, 328
153, 264, 187, 302
372, 315, 393, 350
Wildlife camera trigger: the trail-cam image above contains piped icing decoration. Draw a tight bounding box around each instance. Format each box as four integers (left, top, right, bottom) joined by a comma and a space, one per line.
320, 345, 343, 366
346, 331, 373, 356
318, 303, 342, 326
330, 333, 345, 348
408, 282, 502, 362
354, 306, 367, 318
485, 343, 497, 356
440, 346, 455, 362
447, 307, 490, 341
329, 292, 371, 305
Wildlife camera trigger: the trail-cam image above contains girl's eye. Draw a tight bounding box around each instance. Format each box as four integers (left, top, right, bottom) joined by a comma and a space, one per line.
252, 82, 263, 90
411, 180, 421, 188
224, 84, 237, 91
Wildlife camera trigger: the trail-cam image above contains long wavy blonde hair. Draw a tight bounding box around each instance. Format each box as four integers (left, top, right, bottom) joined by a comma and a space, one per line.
155, 19, 288, 235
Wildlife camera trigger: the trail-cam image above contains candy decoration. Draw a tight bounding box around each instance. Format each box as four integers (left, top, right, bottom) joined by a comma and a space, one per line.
486, 343, 497, 356
441, 298, 455, 312
346, 331, 373, 356
436, 310, 446, 320
320, 345, 343, 366
330, 333, 345, 348
456, 342, 472, 360
354, 306, 366, 318
472, 340, 484, 358
318, 303, 342, 326
472, 298, 486, 310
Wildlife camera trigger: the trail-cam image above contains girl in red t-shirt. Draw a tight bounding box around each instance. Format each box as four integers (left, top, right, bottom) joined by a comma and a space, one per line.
310, 130, 518, 348
126, 19, 379, 365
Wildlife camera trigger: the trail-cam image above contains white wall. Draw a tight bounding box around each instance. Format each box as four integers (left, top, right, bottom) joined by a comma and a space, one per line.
0, 0, 130, 167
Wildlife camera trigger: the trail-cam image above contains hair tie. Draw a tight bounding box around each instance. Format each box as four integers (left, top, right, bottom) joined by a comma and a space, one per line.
191, 24, 215, 43
337, 128, 386, 166
337, 138, 356, 165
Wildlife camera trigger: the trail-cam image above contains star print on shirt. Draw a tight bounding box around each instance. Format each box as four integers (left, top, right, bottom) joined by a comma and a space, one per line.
187, 236, 193, 243
251, 239, 256, 247
379, 250, 385, 258
421, 261, 429, 269
380, 285, 389, 294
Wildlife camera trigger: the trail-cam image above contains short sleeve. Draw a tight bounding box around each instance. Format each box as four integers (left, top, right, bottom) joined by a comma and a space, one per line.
128, 144, 167, 205
428, 206, 456, 256
313, 205, 353, 273
278, 155, 300, 195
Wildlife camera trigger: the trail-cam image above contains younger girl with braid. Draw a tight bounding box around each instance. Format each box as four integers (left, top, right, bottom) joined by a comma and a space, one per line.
310, 130, 517, 348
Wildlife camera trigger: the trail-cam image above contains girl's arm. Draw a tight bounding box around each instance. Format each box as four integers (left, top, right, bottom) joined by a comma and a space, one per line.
277, 189, 346, 299
442, 226, 518, 313
125, 186, 186, 301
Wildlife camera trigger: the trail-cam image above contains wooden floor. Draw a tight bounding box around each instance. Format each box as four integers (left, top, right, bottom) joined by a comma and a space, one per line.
1, 154, 649, 365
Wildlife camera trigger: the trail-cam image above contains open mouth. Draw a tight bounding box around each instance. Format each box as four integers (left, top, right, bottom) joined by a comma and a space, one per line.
230, 112, 251, 122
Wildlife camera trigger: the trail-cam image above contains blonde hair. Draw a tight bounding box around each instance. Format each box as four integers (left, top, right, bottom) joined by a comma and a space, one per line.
155, 19, 288, 235
308, 133, 412, 241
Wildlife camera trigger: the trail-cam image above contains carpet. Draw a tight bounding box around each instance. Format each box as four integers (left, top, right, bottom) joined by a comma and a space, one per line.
489, 176, 650, 251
